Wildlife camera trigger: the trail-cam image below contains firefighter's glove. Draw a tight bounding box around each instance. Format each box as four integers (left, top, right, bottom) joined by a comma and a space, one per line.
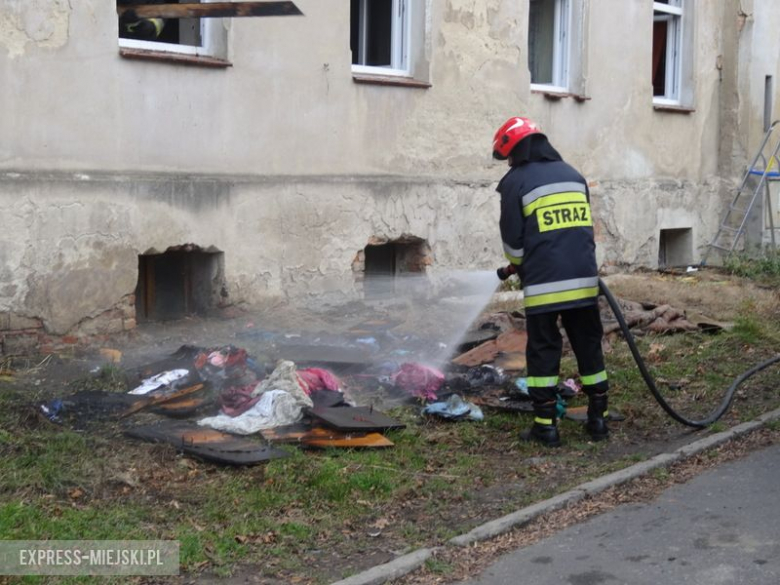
496, 265, 517, 281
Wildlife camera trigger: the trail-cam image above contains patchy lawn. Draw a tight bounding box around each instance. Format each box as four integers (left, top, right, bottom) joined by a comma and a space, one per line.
1, 267, 779, 584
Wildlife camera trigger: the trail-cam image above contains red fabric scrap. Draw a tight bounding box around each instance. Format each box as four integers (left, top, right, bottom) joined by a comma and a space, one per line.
297, 368, 341, 396
392, 363, 444, 402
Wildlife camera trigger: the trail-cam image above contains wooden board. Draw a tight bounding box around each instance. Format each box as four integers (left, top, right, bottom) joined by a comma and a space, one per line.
125, 420, 289, 465
455, 328, 500, 353
301, 428, 393, 449
117, 2, 302, 19
119, 383, 205, 418
261, 424, 393, 448
452, 330, 528, 367
260, 422, 313, 443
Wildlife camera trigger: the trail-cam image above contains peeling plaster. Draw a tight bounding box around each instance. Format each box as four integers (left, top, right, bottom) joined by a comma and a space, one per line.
0, 0, 71, 58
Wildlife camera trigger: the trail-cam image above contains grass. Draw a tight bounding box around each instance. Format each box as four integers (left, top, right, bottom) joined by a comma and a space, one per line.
724, 249, 780, 286
1, 268, 779, 582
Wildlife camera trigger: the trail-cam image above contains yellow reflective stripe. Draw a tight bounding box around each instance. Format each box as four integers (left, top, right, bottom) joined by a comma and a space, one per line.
523, 192, 588, 217
524, 286, 599, 308
150, 18, 164, 37
527, 376, 558, 387
504, 252, 523, 266
125, 18, 165, 38
581, 370, 608, 385
534, 417, 554, 425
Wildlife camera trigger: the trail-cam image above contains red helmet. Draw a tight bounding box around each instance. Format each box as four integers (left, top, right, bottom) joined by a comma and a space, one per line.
492, 117, 541, 160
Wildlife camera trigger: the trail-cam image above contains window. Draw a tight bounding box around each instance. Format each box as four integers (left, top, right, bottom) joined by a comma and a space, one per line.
351, 0, 409, 75
118, 0, 227, 59
652, 1, 684, 103
528, 0, 570, 90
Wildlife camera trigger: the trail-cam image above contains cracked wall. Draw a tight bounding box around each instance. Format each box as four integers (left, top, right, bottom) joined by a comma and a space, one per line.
0, 0, 777, 346
0, 172, 500, 339
0, 0, 71, 59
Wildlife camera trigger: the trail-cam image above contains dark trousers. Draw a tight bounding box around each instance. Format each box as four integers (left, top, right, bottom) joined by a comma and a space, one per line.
526, 304, 608, 406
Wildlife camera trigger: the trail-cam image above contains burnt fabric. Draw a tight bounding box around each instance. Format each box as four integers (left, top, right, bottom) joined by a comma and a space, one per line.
525, 305, 608, 404
218, 385, 261, 417
392, 363, 445, 402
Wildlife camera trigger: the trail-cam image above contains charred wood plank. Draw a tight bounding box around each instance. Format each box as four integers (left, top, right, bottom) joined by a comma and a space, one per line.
117, 2, 303, 19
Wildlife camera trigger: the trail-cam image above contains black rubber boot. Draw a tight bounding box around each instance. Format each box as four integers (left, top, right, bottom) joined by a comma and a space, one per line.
585, 393, 609, 441
520, 402, 561, 447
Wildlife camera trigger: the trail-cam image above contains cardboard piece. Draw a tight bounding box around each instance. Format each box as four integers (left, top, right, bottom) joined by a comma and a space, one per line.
308, 406, 406, 432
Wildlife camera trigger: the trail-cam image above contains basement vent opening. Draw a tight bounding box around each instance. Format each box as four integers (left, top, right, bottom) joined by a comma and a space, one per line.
658, 228, 693, 268
136, 244, 226, 322
354, 237, 432, 298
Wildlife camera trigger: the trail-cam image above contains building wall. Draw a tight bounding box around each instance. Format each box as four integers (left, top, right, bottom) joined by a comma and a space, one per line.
0, 0, 775, 344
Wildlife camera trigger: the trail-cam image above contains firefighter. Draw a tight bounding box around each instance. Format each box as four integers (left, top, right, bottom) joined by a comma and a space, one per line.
118, 0, 166, 41
493, 117, 609, 447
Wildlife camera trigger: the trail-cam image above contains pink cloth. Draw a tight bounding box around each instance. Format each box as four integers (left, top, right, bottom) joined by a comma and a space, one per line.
296, 368, 341, 396
392, 363, 444, 402
219, 385, 262, 417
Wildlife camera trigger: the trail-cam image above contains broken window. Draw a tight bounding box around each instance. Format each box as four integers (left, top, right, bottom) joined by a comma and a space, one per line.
118, 0, 227, 58
528, 0, 570, 89
652, 0, 684, 102
351, 0, 409, 74
136, 245, 226, 321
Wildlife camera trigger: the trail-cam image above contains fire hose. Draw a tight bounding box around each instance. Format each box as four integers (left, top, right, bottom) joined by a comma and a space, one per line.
498, 265, 780, 428
599, 278, 780, 428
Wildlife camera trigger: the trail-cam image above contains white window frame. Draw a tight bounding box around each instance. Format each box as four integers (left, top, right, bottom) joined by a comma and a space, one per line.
351, 0, 411, 77
118, 2, 226, 59
529, 0, 571, 93
652, 1, 684, 105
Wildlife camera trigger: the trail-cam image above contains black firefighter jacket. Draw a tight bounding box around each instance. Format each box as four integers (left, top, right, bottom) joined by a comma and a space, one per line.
497, 159, 599, 315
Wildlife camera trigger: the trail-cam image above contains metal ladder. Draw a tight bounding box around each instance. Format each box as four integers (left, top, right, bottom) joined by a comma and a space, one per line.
702, 120, 780, 265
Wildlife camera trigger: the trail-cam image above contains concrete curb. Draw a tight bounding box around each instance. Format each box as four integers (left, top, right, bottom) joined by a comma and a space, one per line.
329, 548, 437, 585
329, 407, 780, 584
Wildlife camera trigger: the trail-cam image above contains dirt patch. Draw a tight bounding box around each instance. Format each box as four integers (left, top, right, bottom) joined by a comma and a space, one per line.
601, 269, 780, 322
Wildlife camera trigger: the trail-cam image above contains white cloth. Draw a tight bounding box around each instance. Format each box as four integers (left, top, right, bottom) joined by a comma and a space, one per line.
197, 390, 303, 435
128, 369, 190, 395
251, 360, 313, 408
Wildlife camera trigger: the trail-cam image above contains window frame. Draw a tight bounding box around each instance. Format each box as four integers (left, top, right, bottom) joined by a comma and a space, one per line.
118, 3, 227, 59
351, 0, 411, 77
652, 0, 684, 105
529, 0, 572, 93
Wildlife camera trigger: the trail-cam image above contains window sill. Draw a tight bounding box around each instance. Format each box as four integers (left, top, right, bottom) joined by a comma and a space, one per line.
119, 47, 232, 68
352, 73, 431, 89
531, 88, 590, 102
653, 103, 695, 114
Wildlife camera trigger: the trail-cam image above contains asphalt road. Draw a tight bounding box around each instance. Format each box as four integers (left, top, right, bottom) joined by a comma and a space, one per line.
461, 442, 780, 585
